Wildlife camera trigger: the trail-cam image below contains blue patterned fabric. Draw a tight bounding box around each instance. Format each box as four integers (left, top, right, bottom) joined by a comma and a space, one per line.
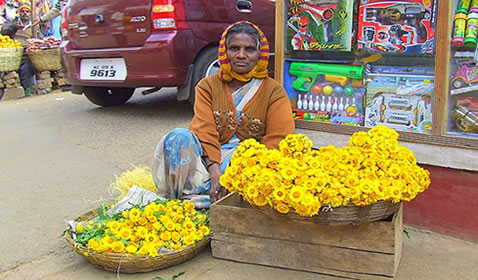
152, 79, 262, 208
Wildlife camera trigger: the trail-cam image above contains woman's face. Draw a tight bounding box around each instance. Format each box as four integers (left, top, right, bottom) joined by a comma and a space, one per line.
226, 33, 260, 74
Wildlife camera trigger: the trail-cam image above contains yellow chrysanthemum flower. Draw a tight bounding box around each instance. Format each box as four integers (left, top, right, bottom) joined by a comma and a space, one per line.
246, 184, 259, 199
288, 186, 304, 203
275, 203, 290, 214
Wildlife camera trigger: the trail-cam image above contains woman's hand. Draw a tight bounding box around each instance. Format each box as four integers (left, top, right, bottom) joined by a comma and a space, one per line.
208, 162, 228, 204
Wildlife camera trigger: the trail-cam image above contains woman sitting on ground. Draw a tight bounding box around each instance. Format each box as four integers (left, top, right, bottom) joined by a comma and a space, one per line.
152, 21, 295, 207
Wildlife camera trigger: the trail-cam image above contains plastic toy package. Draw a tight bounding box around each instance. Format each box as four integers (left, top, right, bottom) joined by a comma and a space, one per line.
284, 60, 366, 126
451, 96, 478, 135
286, 0, 354, 51
448, 58, 478, 136
364, 65, 434, 134
357, 0, 437, 54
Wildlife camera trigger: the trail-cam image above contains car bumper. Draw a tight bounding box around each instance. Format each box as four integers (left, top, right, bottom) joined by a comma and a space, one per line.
60, 30, 207, 88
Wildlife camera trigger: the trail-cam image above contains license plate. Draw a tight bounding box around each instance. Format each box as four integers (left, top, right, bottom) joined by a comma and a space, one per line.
80, 58, 127, 81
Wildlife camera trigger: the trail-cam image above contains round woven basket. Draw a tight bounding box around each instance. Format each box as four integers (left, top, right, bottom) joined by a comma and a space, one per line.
65, 209, 210, 273
255, 200, 401, 225
0, 47, 23, 72
27, 48, 62, 72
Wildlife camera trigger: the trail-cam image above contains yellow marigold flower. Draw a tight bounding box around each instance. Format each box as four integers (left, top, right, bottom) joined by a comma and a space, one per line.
75, 224, 84, 234
183, 235, 195, 246
145, 232, 158, 243
111, 241, 125, 253
136, 226, 148, 239
106, 221, 121, 233
301, 192, 316, 207
165, 221, 175, 232
280, 166, 296, 180
288, 186, 304, 203
87, 239, 100, 251
275, 203, 290, 214
160, 231, 172, 241
129, 208, 141, 222
272, 187, 287, 201
193, 230, 204, 241
118, 227, 132, 240
125, 244, 138, 254
254, 193, 268, 206
388, 163, 401, 178
121, 210, 129, 219
199, 225, 210, 236
246, 184, 259, 199
137, 216, 148, 226
171, 231, 181, 243
137, 245, 149, 256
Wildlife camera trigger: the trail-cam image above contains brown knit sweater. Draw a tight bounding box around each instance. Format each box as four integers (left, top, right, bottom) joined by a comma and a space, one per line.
189, 74, 295, 163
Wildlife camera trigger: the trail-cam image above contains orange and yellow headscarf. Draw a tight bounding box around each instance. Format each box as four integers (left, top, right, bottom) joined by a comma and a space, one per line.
218, 21, 269, 82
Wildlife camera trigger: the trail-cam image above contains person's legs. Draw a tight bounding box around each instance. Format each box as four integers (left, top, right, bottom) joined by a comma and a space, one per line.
19, 60, 35, 96
152, 128, 210, 207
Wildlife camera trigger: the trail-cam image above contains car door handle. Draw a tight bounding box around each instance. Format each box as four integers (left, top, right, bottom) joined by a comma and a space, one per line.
236, 0, 252, 13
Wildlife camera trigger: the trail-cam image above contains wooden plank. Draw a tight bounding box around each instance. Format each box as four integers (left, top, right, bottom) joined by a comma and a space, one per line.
211, 233, 395, 279
432, 0, 453, 135
211, 202, 396, 253
295, 120, 478, 150
274, 0, 285, 84
393, 205, 403, 275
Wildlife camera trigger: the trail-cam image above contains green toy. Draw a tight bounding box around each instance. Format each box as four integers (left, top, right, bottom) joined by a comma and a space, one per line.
289, 62, 364, 92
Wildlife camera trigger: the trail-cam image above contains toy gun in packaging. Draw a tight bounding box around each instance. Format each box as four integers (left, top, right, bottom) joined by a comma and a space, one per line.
289, 62, 364, 92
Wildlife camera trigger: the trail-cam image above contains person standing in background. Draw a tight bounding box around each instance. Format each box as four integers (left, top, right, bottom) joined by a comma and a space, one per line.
15, 4, 35, 96
32, 0, 65, 27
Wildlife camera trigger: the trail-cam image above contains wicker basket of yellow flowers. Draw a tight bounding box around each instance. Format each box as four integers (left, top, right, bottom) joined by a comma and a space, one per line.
220, 126, 430, 225
64, 198, 210, 273
0, 35, 23, 72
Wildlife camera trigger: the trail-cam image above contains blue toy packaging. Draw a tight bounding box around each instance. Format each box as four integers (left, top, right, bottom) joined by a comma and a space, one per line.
284, 60, 366, 126
364, 65, 435, 133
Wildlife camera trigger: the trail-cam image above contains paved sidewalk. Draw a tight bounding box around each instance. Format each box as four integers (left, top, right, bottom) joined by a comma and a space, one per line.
1, 225, 477, 280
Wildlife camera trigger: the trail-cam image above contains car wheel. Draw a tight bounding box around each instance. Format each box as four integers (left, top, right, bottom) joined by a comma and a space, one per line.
452, 78, 466, 89
83, 87, 135, 107
190, 46, 220, 105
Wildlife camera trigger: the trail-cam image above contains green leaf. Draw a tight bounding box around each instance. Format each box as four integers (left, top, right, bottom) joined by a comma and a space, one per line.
171, 271, 186, 280
403, 229, 411, 239
154, 210, 166, 216
99, 202, 108, 222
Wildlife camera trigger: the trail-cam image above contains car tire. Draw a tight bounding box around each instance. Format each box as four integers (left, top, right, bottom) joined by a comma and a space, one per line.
190, 46, 220, 105
83, 87, 135, 107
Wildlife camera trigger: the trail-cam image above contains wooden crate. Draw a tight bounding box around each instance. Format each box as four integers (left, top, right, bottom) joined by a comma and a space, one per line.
210, 193, 402, 280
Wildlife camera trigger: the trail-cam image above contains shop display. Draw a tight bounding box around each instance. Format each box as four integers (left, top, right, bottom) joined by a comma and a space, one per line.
285, 60, 365, 126
357, 0, 437, 54
364, 65, 434, 134
448, 0, 478, 137
286, 0, 354, 51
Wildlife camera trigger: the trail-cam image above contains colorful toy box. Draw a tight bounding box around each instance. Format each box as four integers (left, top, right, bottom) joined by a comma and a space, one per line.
364, 65, 434, 133
284, 60, 366, 126
357, 0, 437, 54
286, 0, 354, 51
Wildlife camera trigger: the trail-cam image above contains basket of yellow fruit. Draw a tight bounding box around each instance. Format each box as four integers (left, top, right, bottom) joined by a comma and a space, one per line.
0, 35, 23, 72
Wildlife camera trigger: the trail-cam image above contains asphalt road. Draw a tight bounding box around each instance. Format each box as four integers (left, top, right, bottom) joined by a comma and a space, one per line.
1, 89, 478, 280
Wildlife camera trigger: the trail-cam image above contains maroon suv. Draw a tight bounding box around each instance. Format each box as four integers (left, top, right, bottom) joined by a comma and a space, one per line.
60, 0, 275, 106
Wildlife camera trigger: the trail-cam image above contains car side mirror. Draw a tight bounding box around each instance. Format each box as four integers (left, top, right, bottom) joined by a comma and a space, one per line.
236, 0, 252, 13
